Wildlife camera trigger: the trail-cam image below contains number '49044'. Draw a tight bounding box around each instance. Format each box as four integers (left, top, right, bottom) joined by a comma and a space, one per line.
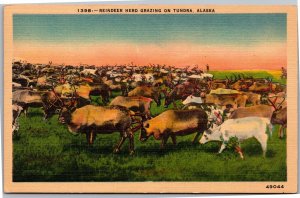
266, 185, 284, 189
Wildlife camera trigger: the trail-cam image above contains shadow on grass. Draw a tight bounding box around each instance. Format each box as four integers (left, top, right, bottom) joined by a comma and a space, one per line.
136, 140, 221, 157
26, 111, 44, 117
63, 141, 116, 155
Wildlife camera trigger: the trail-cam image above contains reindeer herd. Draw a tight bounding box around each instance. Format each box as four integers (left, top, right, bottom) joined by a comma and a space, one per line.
12, 61, 287, 158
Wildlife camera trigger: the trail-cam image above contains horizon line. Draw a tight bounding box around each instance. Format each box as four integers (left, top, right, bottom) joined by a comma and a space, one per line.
12, 60, 284, 71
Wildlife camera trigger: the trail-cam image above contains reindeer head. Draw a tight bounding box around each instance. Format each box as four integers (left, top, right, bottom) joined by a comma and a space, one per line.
268, 94, 286, 111
58, 86, 79, 124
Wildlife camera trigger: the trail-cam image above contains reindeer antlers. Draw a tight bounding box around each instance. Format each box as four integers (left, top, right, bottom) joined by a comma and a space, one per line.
268, 94, 286, 111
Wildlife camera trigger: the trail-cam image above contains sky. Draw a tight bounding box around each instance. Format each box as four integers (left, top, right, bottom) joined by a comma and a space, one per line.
13, 14, 286, 70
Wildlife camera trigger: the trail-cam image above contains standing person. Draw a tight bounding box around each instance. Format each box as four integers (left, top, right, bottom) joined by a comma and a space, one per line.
281, 66, 287, 79
206, 64, 210, 72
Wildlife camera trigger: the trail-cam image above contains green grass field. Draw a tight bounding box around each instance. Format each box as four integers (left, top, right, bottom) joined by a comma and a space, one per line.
13, 70, 287, 182
210, 70, 286, 84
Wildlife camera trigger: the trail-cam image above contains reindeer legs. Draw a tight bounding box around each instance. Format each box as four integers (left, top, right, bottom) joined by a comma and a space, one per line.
114, 129, 135, 155
22, 105, 28, 117
172, 101, 178, 109
218, 143, 226, 154
160, 134, 170, 149
192, 131, 202, 144
86, 130, 96, 145
235, 145, 244, 159
114, 133, 126, 154
279, 124, 287, 139
283, 124, 287, 138
128, 131, 135, 155
171, 134, 177, 145
278, 126, 283, 138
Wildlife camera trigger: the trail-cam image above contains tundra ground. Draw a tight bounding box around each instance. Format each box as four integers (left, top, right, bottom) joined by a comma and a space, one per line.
13, 71, 287, 181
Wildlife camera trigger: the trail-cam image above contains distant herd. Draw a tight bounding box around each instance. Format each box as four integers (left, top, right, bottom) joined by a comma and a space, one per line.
12, 61, 287, 158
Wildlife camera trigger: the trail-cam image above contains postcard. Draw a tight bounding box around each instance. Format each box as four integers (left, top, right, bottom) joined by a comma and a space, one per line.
3, 4, 298, 193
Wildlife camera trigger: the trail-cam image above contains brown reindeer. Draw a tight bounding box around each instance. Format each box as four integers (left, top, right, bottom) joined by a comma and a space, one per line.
140, 109, 208, 148
128, 86, 162, 106
59, 104, 141, 155
268, 95, 287, 138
